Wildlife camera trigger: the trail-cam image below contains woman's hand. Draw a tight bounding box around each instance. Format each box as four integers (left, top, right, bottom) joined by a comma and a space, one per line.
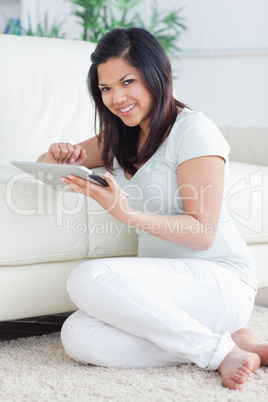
43, 142, 87, 165
61, 172, 133, 223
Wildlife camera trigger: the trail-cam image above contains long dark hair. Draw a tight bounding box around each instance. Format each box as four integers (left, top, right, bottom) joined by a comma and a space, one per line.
88, 27, 186, 175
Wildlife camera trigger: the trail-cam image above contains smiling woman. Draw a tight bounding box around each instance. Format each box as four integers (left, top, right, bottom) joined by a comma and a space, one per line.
88, 27, 186, 176
97, 58, 154, 137
37, 27, 268, 391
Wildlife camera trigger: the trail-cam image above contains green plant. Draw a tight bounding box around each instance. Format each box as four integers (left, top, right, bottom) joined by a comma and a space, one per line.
70, 0, 141, 42
5, 1, 187, 56
143, 4, 187, 56
70, 0, 187, 56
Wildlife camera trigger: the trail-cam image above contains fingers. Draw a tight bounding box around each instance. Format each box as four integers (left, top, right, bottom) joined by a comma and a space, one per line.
60, 175, 88, 195
64, 172, 115, 198
48, 142, 70, 162
77, 148, 88, 164
63, 173, 131, 223
47, 143, 87, 164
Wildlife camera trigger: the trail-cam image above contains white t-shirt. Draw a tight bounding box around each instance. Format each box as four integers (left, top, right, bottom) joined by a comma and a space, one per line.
113, 108, 257, 289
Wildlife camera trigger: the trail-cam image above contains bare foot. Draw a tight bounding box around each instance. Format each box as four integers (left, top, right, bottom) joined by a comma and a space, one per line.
217, 345, 261, 390
232, 328, 268, 366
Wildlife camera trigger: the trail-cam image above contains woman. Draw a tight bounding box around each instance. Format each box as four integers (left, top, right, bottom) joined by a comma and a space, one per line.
39, 28, 267, 390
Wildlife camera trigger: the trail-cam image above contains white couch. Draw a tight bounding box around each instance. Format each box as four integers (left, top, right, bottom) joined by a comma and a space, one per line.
0, 34, 267, 321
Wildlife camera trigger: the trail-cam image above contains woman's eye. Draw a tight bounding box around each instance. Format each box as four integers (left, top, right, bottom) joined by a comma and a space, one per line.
123, 79, 134, 86
101, 87, 110, 93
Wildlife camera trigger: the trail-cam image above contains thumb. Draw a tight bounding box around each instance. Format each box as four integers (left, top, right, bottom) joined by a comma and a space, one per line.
103, 172, 116, 188
81, 148, 87, 161
104, 172, 129, 199
103, 172, 121, 193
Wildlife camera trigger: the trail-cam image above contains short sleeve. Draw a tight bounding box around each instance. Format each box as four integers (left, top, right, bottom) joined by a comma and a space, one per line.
167, 110, 230, 166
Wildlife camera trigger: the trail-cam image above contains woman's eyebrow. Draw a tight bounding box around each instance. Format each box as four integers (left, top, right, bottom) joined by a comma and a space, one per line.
119, 73, 133, 82
98, 73, 134, 87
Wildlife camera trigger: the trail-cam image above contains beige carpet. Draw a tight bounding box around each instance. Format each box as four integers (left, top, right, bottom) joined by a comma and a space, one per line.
0, 306, 267, 402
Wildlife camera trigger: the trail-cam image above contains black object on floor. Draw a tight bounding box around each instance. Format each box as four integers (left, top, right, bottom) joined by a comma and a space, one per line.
0, 313, 72, 341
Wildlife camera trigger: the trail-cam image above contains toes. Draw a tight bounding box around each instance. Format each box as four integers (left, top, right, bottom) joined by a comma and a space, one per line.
223, 374, 248, 390
233, 382, 244, 391
232, 371, 250, 384
221, 365, 251, 390
222, 378, 244, 390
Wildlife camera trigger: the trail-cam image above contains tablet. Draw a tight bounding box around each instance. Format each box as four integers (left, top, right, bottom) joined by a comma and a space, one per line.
11, 161, 109, 190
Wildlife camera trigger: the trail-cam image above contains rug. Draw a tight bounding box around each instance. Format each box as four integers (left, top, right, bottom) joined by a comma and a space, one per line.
0, 306, 267, 402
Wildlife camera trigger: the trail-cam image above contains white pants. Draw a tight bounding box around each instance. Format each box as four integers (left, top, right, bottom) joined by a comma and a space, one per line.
61, 257, 256, 370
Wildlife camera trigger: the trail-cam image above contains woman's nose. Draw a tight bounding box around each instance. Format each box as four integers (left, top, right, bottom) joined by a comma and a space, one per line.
113, 88, 127, 105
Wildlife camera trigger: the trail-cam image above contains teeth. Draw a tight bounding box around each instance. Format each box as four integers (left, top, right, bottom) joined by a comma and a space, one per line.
120, 104, 135, 113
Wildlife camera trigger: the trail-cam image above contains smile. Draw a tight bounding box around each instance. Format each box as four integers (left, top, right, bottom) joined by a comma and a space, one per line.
119, 104, 136, 113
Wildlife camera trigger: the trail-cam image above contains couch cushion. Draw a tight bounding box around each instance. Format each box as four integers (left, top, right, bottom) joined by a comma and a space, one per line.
0, 166, 138, 265
0, 166, 89, 265
227, 162, 268, 244
86, 198, 138, 258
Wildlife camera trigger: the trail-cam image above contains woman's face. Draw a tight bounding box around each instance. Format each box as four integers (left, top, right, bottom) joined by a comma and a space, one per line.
97, 57, 154, 136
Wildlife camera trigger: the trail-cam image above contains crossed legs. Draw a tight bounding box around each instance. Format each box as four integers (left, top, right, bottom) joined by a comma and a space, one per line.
61, 257, 263, 390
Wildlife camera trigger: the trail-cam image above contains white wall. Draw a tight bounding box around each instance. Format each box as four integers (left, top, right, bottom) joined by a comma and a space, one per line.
174, 52, 268, 126
9, 0, 268, 126
172, 0, 268, 52
169, 0, 268, 126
